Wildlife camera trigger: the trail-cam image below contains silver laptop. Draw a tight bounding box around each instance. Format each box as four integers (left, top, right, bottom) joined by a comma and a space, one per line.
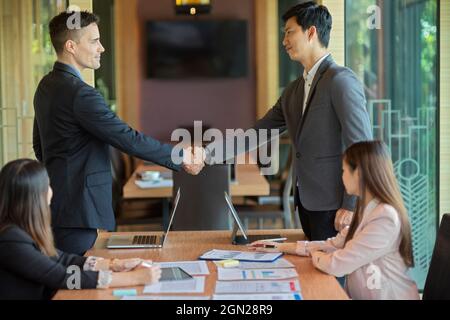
224, 192, 285, 245
107, 188, 181, 249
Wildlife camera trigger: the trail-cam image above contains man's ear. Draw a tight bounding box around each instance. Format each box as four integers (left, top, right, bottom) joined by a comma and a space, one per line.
64, 40, 77, 55
307, 26, 317, 42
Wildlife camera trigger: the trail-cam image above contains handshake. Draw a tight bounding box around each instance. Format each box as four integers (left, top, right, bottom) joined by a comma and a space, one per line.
182, 146, 207, 176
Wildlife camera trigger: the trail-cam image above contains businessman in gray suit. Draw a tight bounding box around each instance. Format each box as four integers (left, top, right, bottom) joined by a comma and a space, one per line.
252, 2, 373, 241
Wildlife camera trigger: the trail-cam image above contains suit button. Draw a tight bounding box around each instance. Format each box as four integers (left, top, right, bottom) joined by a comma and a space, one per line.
296, 152, 301, 159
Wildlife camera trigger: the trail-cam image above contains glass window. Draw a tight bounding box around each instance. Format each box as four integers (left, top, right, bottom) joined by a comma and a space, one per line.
346, 0, 438, 289
0, 0, 66, 167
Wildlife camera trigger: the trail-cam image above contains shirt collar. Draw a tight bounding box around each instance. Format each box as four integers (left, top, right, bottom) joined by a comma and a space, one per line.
303, 53, 331, 82
364, 198, 381, 215
54, 61, 83, 80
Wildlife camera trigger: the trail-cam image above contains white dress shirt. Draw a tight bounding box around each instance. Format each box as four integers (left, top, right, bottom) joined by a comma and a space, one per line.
302, 53, 330, 114
295, 199, 420, 300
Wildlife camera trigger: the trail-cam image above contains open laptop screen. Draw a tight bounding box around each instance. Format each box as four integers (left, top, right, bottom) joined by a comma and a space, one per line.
224, 192, 249, 240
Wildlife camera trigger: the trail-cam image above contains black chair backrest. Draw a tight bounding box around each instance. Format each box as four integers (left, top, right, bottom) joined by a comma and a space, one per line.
110, 147, 126, 215
423, 214, 450, 300
172, 164, 230, 231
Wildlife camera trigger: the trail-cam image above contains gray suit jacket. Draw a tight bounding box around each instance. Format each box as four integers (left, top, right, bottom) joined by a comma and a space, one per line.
254, 55, 373, 212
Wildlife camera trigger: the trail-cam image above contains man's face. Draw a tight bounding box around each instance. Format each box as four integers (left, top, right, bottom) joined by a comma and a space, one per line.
282, 17, 312, 63
72, 23, 105, 70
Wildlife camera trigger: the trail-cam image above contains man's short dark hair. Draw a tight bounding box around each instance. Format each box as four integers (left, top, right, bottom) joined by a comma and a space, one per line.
282, 1, 332, 48
49, 11, 100, 55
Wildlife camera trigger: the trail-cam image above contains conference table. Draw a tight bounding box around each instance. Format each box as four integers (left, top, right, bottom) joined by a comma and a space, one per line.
53, 230, 349, 300
123, 163, 271, 199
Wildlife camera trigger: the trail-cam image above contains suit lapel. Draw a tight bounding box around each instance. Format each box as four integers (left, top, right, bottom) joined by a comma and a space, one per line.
295, 56, 334, 139
294, 78, 305, 127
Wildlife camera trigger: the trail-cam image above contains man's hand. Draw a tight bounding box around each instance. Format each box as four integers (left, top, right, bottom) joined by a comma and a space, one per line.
335, 208, 354, 232
182, 146, 205, 176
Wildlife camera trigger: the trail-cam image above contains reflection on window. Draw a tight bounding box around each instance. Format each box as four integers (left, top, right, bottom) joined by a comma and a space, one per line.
346, 0, 438, 289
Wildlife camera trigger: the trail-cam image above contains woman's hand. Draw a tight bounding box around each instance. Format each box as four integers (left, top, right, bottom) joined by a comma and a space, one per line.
110, 258, 146, 272
335, 209, 354, 232
108, 264, 162, 288
134, 265, 162, 285
247, 241, 282, 253
248, 241, 299, 255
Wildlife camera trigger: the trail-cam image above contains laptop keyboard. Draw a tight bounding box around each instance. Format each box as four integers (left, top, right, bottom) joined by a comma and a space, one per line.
132, 235, 158, 245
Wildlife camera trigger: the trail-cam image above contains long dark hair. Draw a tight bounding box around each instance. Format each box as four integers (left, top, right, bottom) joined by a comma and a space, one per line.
344, 141, 414, 268
0, 159, 57, 256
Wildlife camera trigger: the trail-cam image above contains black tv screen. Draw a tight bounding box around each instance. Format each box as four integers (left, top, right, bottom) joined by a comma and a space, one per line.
146, 20, 248, 79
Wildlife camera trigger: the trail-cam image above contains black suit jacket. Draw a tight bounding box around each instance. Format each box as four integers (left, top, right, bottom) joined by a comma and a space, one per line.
0, 225, 98, 300
33, 62, 181, 231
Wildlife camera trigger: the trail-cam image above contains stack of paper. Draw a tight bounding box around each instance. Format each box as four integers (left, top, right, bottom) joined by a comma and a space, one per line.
142, 261, 208, 294
217, 268, 298, 281
155, 261, 210, 275
213, 293, 302, 301
215, 280, 301, 294
143, 277, 205, 294
206, 251, 302, 300
213, 258, 295, 269
200, 249, 282, 262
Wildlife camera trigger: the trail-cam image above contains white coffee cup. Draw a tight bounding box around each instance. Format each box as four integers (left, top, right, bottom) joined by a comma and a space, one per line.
140, 171, 161, 181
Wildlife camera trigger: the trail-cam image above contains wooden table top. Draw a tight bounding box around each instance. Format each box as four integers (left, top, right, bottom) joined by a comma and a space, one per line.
53, 230, 349, 300
123, 164, 270, 199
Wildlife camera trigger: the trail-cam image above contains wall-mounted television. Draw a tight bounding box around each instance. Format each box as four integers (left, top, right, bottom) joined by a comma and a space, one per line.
146, 20, 248, 79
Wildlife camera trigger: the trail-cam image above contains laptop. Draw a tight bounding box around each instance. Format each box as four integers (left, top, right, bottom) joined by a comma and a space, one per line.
224, 192, 286, 245
106, 188, 181, 249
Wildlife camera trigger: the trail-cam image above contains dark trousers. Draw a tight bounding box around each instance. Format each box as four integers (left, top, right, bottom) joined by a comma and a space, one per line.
298, 200, 338, 241
297, 198, 345, 288
53, 227, 98, 256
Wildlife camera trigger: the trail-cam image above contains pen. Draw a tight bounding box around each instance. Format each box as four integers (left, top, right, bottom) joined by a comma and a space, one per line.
260, 238, 287, 243
252, 243, 277, 249
141, 262, 153, 268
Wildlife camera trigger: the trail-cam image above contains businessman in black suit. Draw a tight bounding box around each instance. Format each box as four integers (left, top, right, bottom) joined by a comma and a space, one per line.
33, 11, 204, 255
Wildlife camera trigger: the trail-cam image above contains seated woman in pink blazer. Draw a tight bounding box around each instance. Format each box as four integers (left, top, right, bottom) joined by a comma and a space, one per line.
250, 141, 420, 300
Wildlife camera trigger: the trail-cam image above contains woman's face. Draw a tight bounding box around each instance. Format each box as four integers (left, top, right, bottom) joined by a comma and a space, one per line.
47, 186, 53, 205
342, 160, 360, 197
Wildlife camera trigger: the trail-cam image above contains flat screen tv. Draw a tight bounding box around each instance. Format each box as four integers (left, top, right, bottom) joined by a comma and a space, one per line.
146, 20, 248, 79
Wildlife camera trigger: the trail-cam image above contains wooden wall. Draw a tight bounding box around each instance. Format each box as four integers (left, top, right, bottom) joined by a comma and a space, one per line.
114, 0, 141, 129
255, 0, 280, 119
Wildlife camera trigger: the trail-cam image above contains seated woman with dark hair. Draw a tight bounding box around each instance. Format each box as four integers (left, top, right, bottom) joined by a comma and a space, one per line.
250, 141, 420, 300
0, 159, 161, 300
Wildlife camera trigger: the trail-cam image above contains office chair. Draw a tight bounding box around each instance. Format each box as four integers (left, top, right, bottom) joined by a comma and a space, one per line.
423, 214, 450, 300
172, 164, 231, 231
110, 147, 163, 229
238, 146, 300, 230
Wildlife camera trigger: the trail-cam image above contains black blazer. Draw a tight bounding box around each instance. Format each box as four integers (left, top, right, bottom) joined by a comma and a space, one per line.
33, 62, 181, 231
0, 225, 98, 300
